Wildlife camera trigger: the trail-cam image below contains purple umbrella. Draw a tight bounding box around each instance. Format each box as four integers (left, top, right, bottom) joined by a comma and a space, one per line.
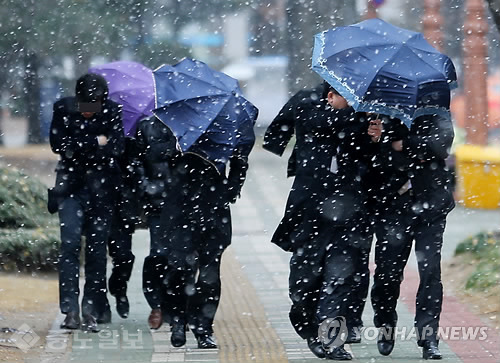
89, 61, 155, 136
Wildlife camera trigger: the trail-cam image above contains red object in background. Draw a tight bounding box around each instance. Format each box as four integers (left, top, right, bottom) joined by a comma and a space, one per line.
451, 72, 500, 129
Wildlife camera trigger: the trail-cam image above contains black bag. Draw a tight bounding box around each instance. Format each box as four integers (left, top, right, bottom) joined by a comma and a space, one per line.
47, 166, 81, 214
47, 187, 60, 214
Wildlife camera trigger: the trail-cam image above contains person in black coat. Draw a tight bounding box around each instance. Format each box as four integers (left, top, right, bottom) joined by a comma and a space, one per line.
266, 84, 372, 360
369, 112, 455, 360
359, 114, 412, 356
48, 73, 124, 332
134, 116, 181, 330
263, 83, 324, 177
102, 136, 141, 322
160, 129, 253, 349
136, 115, 253, 350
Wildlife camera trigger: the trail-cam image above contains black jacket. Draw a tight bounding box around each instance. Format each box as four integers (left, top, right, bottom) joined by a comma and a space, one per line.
48, 97, 124, 213
135, 116, 252, 216
136, 116, 253, 249
402, 113, 455, 221
270, 98, 370, 252
135, 117, 182, 215
263, 85, 324, 177
362, 116, 411, 211
114, 137, 142, 224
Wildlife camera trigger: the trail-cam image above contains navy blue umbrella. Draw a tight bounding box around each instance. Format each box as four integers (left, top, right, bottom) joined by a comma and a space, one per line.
312, 18, 457, 127
153, 58, 258, 168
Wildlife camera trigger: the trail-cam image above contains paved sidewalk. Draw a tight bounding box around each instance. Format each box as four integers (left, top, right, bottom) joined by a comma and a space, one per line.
2, 143, 499, 362
234, 148, 500, 362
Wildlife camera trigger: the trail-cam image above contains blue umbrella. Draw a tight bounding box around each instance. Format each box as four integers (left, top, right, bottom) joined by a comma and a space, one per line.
153, 58, 258, 167
312, 18, 457, 127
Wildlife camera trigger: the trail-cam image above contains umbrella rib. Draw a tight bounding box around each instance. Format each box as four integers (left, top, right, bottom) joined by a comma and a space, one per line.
158, 94, 230, 112
407, 47, 454, 81
155, 71, 233, 95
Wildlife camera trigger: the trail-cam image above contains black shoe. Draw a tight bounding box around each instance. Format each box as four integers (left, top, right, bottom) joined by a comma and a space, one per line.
115, 295, 129, 319
81, 314, 100, 333
60, 312, 80, 330
306, 336, 327, 359
196, 334, 217, 349
326, 345, 352, 360
96, 310, 112, 324
170, 322, 187, 347
422, 341, 442, 360
377, 326, 395, 356
345, 327, 361, 344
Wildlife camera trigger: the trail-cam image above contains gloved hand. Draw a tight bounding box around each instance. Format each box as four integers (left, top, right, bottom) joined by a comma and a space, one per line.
224, 183, 240, 204
383, 117, 408, 142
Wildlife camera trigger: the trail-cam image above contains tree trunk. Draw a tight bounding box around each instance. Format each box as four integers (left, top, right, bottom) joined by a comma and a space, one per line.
285, 0, 359, 94
0, 106, 3, 146
25, 51, 42, 144
0, 67, 5, 146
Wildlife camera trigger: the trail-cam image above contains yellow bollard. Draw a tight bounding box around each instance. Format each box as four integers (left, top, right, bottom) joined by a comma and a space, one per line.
455, 144, 500, 209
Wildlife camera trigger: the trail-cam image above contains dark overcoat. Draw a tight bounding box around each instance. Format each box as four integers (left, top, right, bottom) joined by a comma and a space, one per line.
269, 98, 369, 252
135, 116, 252, 250
402, 113, 455, 221
48, 97, 124, 213
263, 84, 324, 177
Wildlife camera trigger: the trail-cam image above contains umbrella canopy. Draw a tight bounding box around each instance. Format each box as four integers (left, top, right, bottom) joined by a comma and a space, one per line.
312, 18, 457, 127
153, 58, 258, 166
89, 61, 155, 136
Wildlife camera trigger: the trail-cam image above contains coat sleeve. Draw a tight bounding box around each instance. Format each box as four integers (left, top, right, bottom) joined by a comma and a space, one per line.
402, 114, 454, 161
225, 155, 249, 203
134, 119, 181, 197
373, 118, 410, 172
147, 125, 179, 161
262, 94, 298, 156
96, 104, 125, 160
297, 100, 355, 133
49, 100, 98, 157
133, 121, 149, 195
225, 114, 256, 203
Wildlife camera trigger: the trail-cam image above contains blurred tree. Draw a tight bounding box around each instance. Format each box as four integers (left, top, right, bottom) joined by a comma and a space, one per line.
0, 0, 268, 144
250, 0, 286, 56
486, 0, 500, 32
285, 0, 359, 94
0, 0, 133, 143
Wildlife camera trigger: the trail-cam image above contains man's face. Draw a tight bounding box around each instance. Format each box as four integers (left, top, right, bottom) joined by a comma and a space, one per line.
81, 112, 95, 118
78, 101, 101, 118
327, 91, 348, 109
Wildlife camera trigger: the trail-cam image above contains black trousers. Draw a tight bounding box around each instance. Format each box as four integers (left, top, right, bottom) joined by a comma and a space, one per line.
288, 220, 371, 340
163, 206, 231, 335
166, 242, 226, 335
58, 190, 112, 317
107, 212, 135, 298
371, 195, 446, 343
143, 214, 169, 310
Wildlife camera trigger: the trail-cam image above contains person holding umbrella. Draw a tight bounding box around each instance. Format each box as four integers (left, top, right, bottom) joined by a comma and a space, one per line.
263, 83, 325, 177
268, 80, 373, 360
48, 73, 124, 332
89, 61, 156, 321
135, 115, 182, 331
367, 111, 454, 360
141, 58, 258, 349
311, 18, 457, 359
101, 136, 141, 321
